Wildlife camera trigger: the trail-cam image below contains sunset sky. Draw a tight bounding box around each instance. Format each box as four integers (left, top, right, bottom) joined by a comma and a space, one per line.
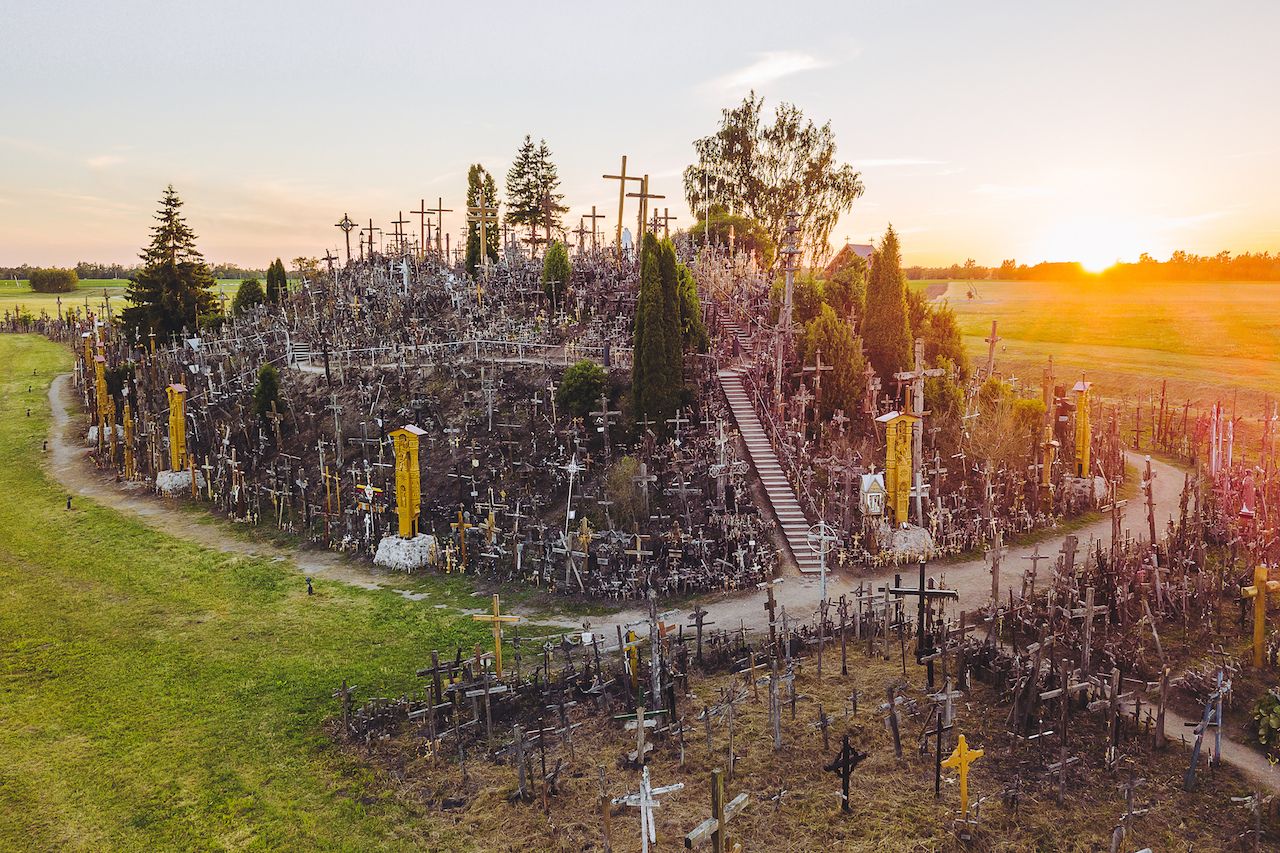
3, 1, 1277, 269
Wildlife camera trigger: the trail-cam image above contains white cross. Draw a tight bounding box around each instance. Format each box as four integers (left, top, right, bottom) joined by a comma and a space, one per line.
612, 766, 684, 853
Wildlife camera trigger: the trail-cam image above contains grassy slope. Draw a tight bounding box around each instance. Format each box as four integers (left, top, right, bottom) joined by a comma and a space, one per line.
0, 334, 486, 851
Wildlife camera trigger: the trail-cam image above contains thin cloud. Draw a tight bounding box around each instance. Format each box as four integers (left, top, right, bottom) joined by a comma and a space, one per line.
87, 154, 125, 169
1156, 211, 1229, 230
705, 51, 834, 93
973, 183, 1054, 200
857, 158, 945, 168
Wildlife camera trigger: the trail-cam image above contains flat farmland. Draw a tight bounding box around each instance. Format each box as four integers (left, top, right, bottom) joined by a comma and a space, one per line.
0, 279, 249, 317
928, 278, 1280, 415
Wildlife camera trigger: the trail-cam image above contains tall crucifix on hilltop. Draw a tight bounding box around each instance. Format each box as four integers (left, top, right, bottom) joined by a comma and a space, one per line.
893, 337, 945, 525
603, 155, 642, 258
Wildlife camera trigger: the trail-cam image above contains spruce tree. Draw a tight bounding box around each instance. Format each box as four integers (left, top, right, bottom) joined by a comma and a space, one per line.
632, 233, 676, 427
863, 225, 912, 382
505, 136, 566, 245
465, 165, 499, 276
122, 185, 217, 339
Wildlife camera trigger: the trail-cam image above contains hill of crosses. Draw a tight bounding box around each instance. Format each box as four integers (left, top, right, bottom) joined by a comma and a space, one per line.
8, 174, 1280, 850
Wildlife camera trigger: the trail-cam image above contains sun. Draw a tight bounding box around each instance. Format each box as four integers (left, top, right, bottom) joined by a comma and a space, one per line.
1033, 216, 1150, 272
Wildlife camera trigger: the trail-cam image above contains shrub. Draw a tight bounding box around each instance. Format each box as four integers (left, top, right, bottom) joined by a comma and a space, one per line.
557, 360, 607, 419
1253, 687, 1280, 747
29, 267, 78, 293
232, 278, 266, 315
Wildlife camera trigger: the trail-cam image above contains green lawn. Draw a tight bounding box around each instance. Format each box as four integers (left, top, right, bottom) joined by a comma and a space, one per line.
0, 335, 489, 850
0, 280, 250, 318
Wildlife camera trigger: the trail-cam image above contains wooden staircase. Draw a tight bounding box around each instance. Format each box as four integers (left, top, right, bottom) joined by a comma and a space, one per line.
718, 363, 822, 574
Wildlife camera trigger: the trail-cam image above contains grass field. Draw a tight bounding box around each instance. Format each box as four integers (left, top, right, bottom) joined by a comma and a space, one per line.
0, 334, 496, 850
926, 278, 1280, 420
0, 279, 249, 318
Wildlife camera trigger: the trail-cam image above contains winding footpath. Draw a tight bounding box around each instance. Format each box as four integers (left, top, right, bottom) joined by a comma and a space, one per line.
43, 372, 1280, 792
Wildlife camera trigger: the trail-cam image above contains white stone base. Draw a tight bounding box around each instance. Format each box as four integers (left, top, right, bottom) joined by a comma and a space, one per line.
374, 533, 438, 573
86, 425, 124, 445
1063, 475, 1108, 507
155, 469, 206, 496
885, 523, 938, 561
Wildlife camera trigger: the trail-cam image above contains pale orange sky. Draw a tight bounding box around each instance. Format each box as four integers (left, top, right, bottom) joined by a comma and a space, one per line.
2, 1, 1277, 269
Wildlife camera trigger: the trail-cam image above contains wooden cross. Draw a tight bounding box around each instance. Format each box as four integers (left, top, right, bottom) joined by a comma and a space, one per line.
615, 704, 663, 766
1065, 587, 1107, 673
1040, 658, 1090, 803
889, 561, 959, 668
758, 578, 784, 646
892, 337, 946, 523
811, 704, 832, 751
941, 734, 984, 818
602, 155, 642, 257
451, 509, 474, 565
656, 207, 678, 239
466, 195, 499, 273
334, 212, 357, 263
684, 768, 749, 852
626, 174, 664, 242
613, 765, 684, 853
824, 734, 870, 814
687, 604, 715, 664
472, 593, 520, 677
1240, 564, 1280, 667
582, 204, 607, 251
424, 197, 452, 257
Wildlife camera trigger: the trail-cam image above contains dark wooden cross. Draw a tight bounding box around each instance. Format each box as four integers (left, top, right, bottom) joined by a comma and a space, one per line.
824, 734, 870, 814
684, 768, 749, 852
583, 204, 606, 251
889, 560, 959, 672
602, 155, 642, 258
687, 603, 715, 664
334, 213, 357, 263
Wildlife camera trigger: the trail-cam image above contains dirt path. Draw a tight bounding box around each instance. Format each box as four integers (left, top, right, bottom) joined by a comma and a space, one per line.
47, 374, 436, 601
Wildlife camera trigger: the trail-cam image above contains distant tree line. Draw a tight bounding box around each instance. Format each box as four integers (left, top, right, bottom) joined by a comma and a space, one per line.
1, 261, 268, 281
905, 250, 1280, 282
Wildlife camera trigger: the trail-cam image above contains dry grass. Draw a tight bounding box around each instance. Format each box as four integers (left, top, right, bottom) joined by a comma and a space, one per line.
344, 641, 1269, 851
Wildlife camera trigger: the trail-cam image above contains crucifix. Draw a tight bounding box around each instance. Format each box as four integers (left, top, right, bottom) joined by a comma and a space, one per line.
633, 461, 657, 518
590, 391, 622, 461
941, 734, 984, 820
687, 603, 715, 664
759, 578, 784, 647
1040, 658, 1090, 803
602, 155, 642, 258
824, 734, 870, 814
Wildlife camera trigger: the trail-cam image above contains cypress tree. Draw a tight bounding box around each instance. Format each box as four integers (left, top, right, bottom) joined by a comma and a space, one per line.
265, 259, 286, 303
541, 241, 571, 311
122, 185, 217, 339
863, 225, 912, 382
465, 165, 499, 276
632, 233, 676, 427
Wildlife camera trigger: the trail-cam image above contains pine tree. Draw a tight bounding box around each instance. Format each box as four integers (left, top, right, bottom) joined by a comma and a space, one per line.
533, 139, 567, 242
465, 165, 499, 276
863, 225, 912, 382
542, 241, 571, 311
122, 185, 217, 339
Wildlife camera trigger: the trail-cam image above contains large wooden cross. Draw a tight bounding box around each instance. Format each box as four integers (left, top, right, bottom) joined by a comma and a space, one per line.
626, 175, 665, 243
466, 196, 499, 273
424, 197, 452, 257
1241, 564, 1280, 667
472, 593, 520, 677
602, 155, 642, 258
684, 768, 748, 852
334, 213, 357, 263
890, 561, 959, 668
892, 337, 946, 523
583, 204, 606, 251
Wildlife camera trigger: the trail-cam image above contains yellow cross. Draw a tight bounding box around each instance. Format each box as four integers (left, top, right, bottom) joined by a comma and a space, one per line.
472, 594, 520, 677
1241, 565, 1280, 667
451, 510, 474, 565
941, 734, 984, 817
